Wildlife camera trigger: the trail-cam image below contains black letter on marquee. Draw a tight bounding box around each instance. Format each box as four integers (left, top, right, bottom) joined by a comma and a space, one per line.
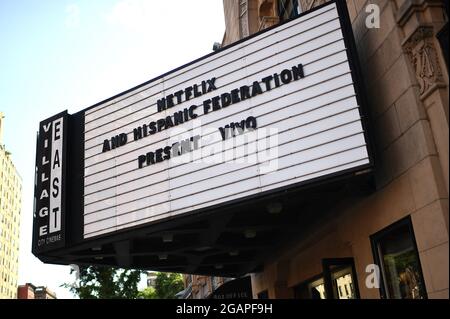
207, 78, 217, 92
292, 64, 305, 80
155, 148, 164, 163
173, 111, 184, 125
280, 69, 293, 84
203, 99, 212, 114
53, 149, 60, 169
52, 177, 59, 197
54, 121, 61, 140
157, 98, 166, 112
166, 94, 174, 108
201, 80, 207, 94
143, 124, 148, 137
189, 105, 198, 119
221, 93, 231, 107
157, 119, 166, 131
133, 127, 143, 141
274, 73, 281, 88
218, 125, 230, 141
231, 89, 241, 104
111, 135, 120, 149
174, 90, 183, 104
246, 116, 257, 130
251, 81, 263, 97
165, 116, 174, 129
185, 86, 193, 101
149, 122, 157, 135
163, 146, 172, 160
240, 85, 251, 100
146, 152, 155, 165
119, 133, 128, 146
193, 84, 202, 97
261, 76, 274, 91
138, 155, 146, 168
102, 139, 110, 153
212, 96, 221, 111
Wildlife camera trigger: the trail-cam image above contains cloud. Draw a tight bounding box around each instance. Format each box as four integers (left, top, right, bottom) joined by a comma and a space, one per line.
65, 4, 80, 29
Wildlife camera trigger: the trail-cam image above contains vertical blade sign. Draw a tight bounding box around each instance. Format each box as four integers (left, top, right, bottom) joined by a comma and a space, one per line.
33, 112, 67, 253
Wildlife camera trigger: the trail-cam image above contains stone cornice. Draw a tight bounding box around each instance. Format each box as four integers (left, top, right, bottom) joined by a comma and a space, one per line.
396, 0, 444, 27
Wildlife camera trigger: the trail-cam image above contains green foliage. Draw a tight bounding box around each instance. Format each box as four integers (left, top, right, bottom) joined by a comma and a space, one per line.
138, 286, 157, 299
62, 265, 143, 299
140, 272, 184, 299
63, 266, 184, 299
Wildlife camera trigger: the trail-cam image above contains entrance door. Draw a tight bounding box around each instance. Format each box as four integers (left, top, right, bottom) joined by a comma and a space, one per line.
323, 258, 360, 299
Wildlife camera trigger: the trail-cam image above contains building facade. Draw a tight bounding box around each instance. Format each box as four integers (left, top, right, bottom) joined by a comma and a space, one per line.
147, 271, 158, 288
34, 286, 57, 299
0, 113, 22, 299
182, 274, 230, 299
221, 0, 448, 299
17, 283, 36, 299
29, 0, 447, 300
18, 283, 57, 299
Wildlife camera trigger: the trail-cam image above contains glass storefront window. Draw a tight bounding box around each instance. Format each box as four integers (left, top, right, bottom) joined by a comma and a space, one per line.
371, 217, 427, 299
310, 278, 326, 299
323, 259, 360, 299
294, 276, 326, 299
333, 268, 356, 299
295, 258, 360, 299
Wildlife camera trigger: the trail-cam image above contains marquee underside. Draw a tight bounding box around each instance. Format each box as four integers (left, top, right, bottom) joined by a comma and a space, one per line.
40, 171, 372, 277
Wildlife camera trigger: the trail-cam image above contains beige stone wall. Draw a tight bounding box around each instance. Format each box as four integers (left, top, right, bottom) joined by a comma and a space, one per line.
248, 0, 448, 299
222, 0, 241, 46
222, 0, 265, 46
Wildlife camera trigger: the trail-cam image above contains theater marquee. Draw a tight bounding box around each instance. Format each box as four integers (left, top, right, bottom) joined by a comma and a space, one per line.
32, 1, 373, 269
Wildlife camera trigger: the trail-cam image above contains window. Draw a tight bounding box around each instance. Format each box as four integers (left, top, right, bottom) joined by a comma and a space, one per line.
294, 276, 326, 299
294, 258, 359, 299
278, 0, 301, 22
371, 217, 427, 299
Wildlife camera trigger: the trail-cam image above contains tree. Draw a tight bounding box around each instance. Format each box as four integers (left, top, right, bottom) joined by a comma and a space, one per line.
138, 286, 157, 299
62, 265, 143, 299
139, 272, 184, 299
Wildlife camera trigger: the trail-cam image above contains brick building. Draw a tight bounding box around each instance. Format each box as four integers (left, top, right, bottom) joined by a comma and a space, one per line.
17, 283, 57, 299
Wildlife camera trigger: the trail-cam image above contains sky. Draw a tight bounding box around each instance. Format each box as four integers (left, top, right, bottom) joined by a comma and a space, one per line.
0, 0, 225, 299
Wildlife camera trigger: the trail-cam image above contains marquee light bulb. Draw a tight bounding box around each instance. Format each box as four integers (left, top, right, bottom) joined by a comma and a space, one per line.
244, 229, 256, 239
162, 233, 173, 243
267, 202, 283, 214
158, 254, 168, 260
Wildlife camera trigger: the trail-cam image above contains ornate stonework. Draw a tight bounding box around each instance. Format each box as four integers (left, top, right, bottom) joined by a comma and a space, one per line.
239, 0, 250, 38
403, 26, 446, 100
259, 16, 280, 30
300, 0, 328, 11
257, 0, 279, 31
